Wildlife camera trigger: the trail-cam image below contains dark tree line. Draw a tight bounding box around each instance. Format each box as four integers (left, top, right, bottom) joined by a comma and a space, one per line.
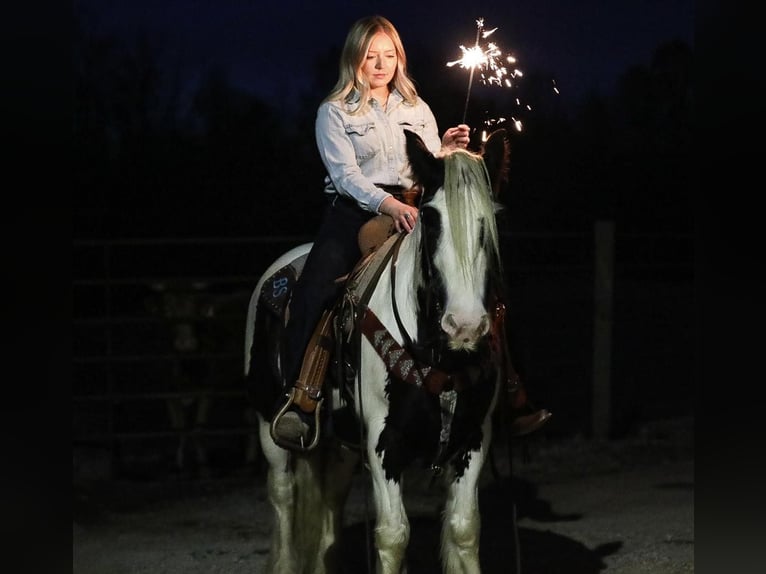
74, 12, 692, 240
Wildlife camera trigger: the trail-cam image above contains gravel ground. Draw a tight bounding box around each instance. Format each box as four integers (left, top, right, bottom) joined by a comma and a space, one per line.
73, 416, 693, 573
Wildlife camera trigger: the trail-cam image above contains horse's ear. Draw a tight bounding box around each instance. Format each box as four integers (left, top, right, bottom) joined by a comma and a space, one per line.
480, 129, 511, 197
404, 130, 442, 190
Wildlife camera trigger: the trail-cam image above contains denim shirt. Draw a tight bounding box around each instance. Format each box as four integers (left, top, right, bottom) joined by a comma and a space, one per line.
315, 89, 442, 214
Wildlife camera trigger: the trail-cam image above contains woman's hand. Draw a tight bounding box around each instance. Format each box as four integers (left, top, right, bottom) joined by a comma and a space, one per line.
441, 124, 470, 151
380, 196, 418, 234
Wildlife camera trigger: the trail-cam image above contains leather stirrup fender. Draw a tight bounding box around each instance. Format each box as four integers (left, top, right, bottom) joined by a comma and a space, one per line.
292, 308, 335, 414
270, 309, 335, 452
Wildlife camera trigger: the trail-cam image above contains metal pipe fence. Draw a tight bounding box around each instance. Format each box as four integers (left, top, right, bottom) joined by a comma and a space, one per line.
73, 227, 693, 478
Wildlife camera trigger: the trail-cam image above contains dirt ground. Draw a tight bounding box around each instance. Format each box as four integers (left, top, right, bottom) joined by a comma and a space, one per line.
73, 417, 693, 573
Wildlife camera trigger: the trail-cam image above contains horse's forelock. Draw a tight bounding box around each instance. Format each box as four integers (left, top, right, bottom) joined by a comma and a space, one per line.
442, 150, 502, 278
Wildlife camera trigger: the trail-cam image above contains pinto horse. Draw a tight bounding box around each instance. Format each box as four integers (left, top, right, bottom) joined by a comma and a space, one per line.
244, 129, 511, 573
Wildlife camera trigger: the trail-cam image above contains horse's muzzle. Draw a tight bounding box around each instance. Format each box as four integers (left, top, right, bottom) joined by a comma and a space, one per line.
441, 312, 490, 351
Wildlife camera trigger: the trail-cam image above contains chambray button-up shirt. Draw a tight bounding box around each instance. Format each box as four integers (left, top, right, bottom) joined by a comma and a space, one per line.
315, 88, 443, 214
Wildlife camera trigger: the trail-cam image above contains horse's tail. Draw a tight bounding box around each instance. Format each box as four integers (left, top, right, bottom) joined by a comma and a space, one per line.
244, 294, 283, 419
243, 284, 261, 381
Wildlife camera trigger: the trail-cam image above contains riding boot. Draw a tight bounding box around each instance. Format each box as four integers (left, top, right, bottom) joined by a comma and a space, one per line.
506, 376, 553, 437
491, 299, 552, 438
271, 309, 335, 451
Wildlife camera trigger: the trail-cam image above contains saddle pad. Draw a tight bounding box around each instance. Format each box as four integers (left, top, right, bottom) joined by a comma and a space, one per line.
260, 253, 309, 317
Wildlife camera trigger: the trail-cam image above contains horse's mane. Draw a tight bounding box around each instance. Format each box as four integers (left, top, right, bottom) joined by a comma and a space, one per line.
442, 149, 502, 279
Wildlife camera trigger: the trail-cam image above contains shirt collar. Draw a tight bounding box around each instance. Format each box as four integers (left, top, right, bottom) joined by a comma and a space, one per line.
346, 86, 403, 106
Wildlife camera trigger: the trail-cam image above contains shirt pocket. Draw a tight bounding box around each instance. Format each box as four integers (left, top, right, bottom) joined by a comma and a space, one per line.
397, 117, 426, 137
344, 120, 379, 160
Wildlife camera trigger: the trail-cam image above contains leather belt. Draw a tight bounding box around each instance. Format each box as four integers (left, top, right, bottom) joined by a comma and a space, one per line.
375, 184, 406, 197
332, 185, 419, 208
375, 184, 420, 207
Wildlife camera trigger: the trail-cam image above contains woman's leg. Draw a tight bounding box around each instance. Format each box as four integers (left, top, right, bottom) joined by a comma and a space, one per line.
273, 197, 373, 446
282, 197, 372, 384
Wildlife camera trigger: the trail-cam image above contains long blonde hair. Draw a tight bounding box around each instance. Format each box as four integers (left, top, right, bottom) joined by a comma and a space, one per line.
324, 15, 419, 114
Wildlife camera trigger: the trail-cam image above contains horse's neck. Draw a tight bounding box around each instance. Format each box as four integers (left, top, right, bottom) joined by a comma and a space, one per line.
394, 232, 419, 291
368, 232, 420, 343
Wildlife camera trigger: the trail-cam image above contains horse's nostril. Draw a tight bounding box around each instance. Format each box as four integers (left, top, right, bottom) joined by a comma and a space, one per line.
441, 314, 460, 336
478, 315, 490, 336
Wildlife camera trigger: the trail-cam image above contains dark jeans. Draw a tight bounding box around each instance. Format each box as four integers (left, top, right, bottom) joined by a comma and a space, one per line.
281, 195, 375, 386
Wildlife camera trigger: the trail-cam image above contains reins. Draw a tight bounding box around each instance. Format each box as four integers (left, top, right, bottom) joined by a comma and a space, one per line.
360, 231, 462, 395
389, 222, 444, 370
389, 232, 414, 350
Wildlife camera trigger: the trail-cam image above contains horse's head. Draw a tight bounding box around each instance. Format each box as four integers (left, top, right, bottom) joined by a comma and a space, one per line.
404, 129, 510, 356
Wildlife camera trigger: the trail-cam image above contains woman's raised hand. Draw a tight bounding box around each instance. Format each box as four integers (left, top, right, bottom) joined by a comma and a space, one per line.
441, 124, 470, 151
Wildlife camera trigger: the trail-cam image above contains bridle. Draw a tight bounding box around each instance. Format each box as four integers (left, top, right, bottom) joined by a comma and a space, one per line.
389, 210, 447, 371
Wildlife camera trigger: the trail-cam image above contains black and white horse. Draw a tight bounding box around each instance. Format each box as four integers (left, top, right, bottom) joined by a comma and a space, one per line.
244, 129, 511, 573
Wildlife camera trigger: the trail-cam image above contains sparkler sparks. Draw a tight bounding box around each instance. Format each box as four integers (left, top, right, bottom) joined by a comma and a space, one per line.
447, 22, 521, 89
448, 18, 557, 136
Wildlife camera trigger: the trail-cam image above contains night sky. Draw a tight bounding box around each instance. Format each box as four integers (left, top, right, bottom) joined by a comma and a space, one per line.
74, 0, 695, 239
75, 0, 694, 115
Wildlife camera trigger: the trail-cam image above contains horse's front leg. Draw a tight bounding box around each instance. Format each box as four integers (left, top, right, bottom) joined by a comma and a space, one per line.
440, 429, 492, 573
365, 416, 410, 574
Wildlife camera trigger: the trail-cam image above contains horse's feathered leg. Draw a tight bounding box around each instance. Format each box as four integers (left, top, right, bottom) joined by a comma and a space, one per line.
293, 443, 360, 574
440, 459, 484, 573
260, 411, 359, 574
321, 444, 361, 569
440, 388, 497, 574
259, 416, 300, 574
440, 440, 488, 574
363, 413, 410, 574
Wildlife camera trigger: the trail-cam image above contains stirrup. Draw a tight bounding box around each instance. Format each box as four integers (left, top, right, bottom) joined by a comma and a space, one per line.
270, 388, 323, 452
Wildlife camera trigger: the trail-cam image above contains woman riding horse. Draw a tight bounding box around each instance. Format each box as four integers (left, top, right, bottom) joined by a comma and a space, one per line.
272, 15, 546, 449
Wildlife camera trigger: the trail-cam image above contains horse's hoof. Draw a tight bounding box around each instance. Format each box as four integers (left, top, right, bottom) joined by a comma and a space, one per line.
274, 411, 310, 443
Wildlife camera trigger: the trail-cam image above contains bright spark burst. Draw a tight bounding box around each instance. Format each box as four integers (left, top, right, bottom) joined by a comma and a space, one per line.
447, 18, 527, 125
447, 19, 522, 91
449, 18, 559, 134
479, 43, 518, 87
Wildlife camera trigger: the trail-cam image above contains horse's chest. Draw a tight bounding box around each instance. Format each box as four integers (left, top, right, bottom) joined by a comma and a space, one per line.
375, 379, 493, 480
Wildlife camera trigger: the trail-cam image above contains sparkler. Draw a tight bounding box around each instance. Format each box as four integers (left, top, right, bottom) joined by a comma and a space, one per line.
447, 18, 523, 124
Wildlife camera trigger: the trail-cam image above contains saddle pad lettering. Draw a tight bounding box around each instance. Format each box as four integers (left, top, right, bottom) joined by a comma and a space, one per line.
260, 254, 309, 317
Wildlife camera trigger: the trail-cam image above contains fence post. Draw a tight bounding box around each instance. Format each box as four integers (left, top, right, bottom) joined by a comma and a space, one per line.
104, 242, 117, 478
592, 220, 615, 439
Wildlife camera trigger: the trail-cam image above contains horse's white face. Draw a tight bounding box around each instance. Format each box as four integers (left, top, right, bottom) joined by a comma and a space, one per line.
426, 188, 492, 352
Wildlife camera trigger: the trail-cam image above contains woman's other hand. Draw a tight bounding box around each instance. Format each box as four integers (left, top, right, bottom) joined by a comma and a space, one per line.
380, 196, 418, 233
